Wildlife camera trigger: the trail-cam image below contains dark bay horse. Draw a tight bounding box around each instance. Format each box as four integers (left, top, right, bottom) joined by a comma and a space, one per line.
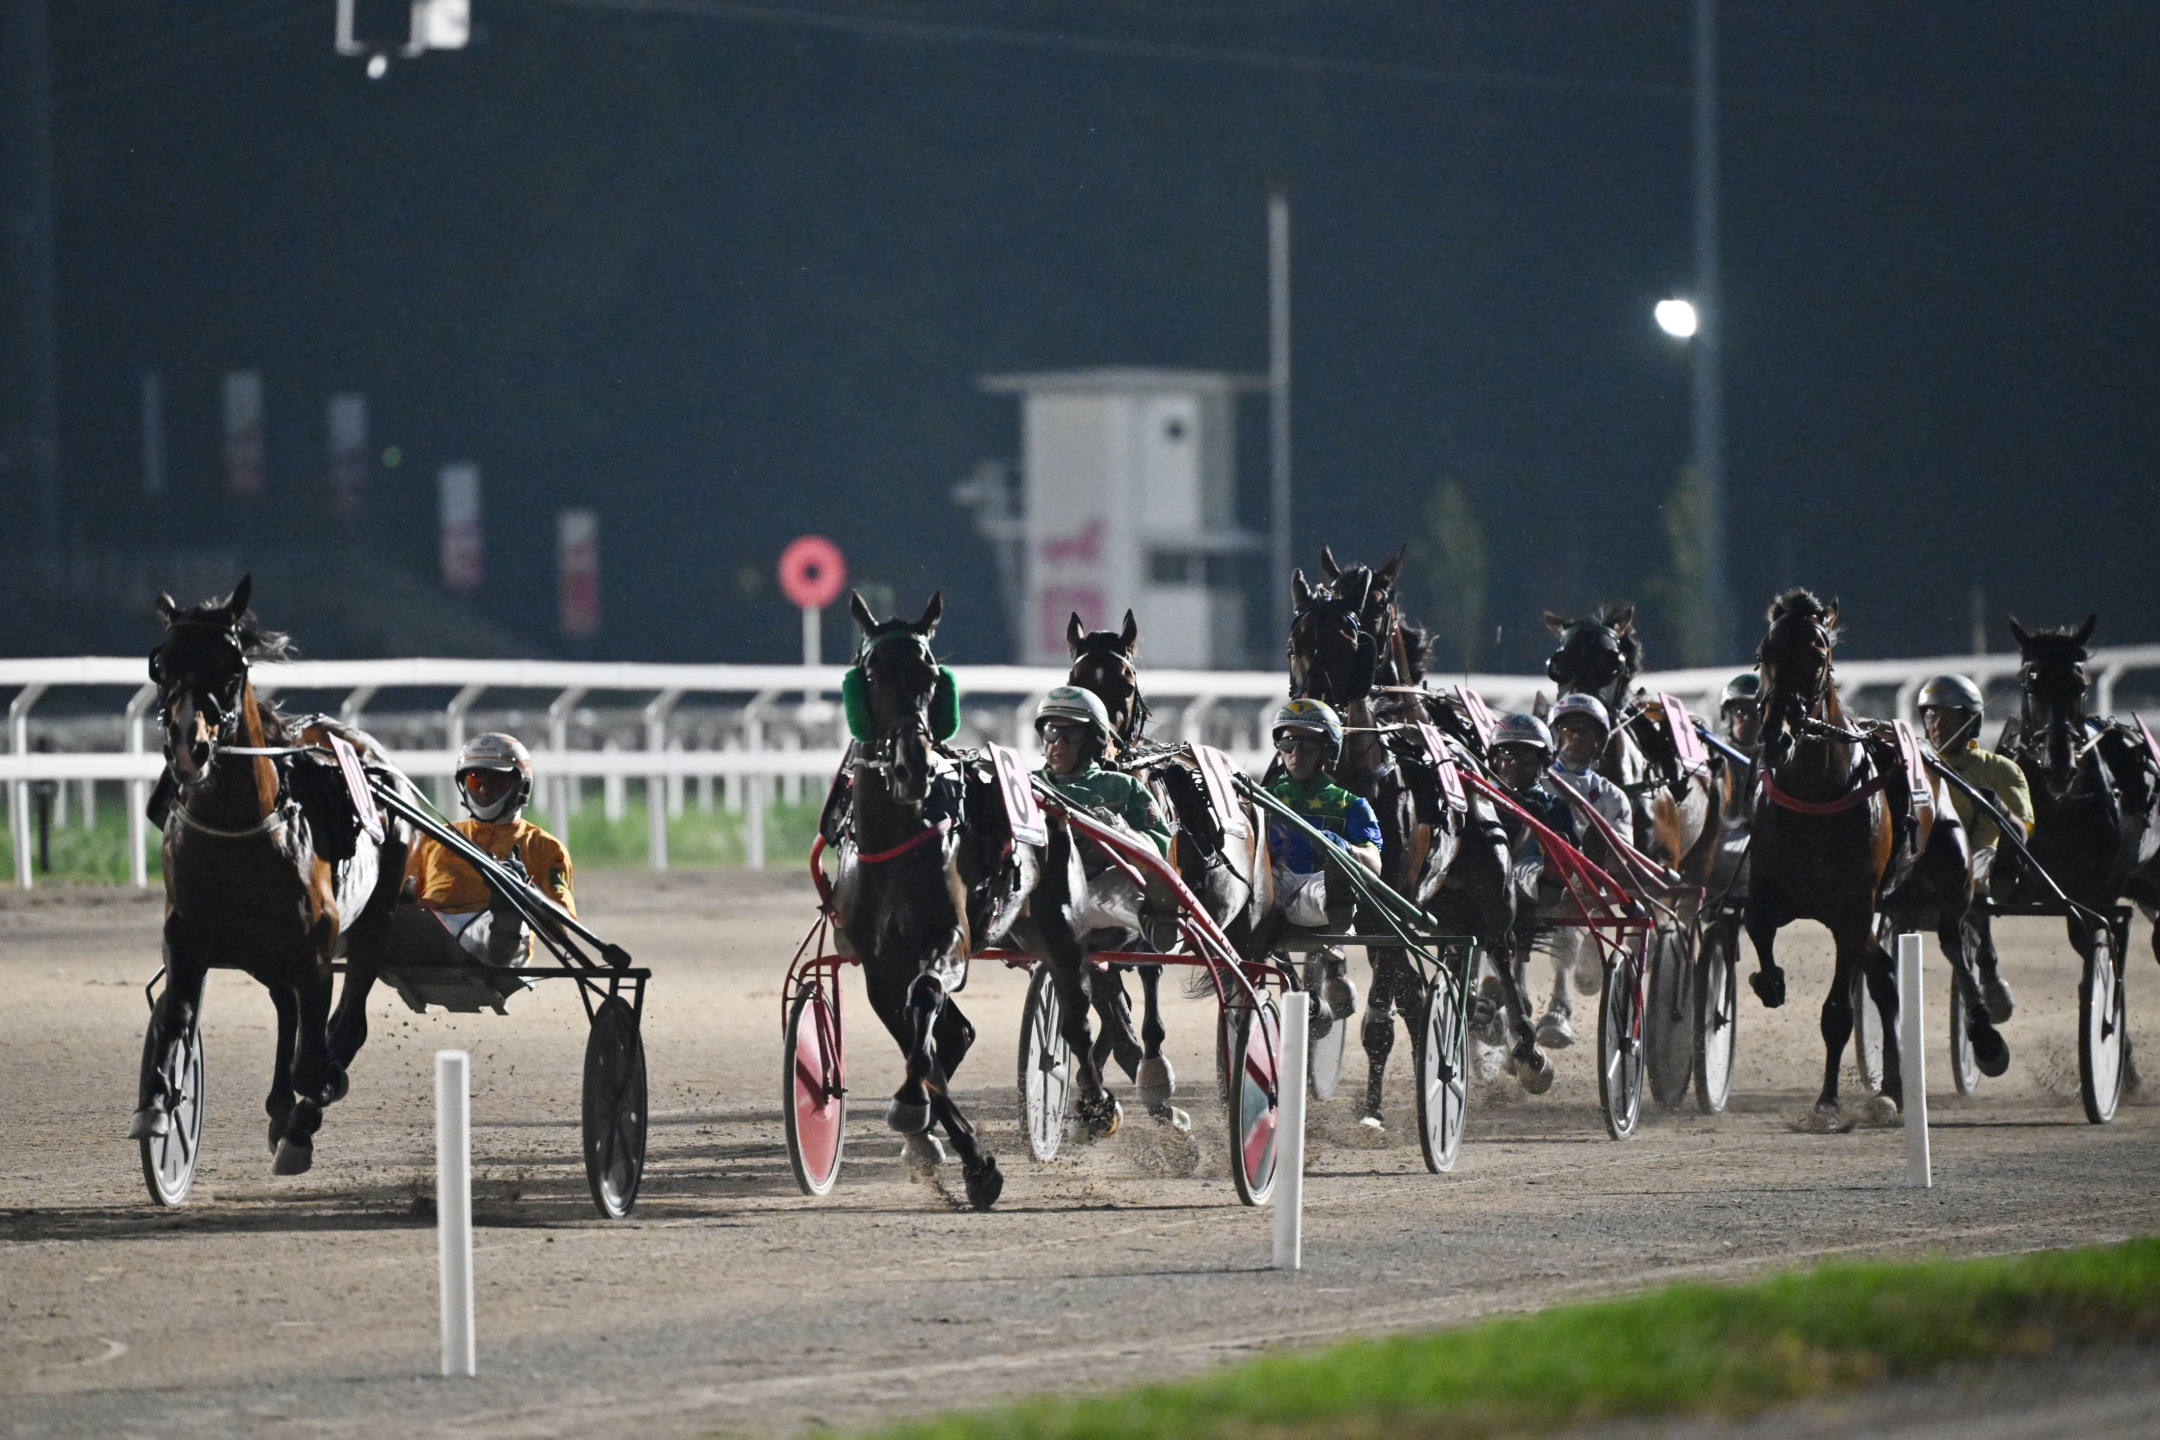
129, 579, 412, 1174
1289, 548, 1533, 1118
1748, 588, 1999, 1126
1998, 615, 2160, 1090
1065, 611, 1269, 1117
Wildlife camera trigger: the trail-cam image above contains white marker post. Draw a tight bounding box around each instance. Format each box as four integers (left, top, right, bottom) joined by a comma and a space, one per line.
436, 1050, 476, 1376
1897, 934, 1931, 1188
1273, 992, 1310, 1271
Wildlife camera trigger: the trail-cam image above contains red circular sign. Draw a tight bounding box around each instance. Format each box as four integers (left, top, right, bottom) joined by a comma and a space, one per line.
777, 535, 847, 610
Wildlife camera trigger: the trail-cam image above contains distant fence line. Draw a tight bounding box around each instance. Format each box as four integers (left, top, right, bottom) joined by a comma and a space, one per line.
8, 647, 2160, 888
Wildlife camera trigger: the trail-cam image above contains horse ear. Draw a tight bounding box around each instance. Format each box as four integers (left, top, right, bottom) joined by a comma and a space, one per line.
1532, 691, 1551, 719
1607, 601, 1635, 635
224, 574, 252, 621
1823, 600, 1839, 632
1318, 545, 1340, 582
2074, 613, 2097, 646
1120, 609, 1139, 653
849, 590, 878, 634
1375, 544, 1406, 590
155, 591, 179, 625
2006, 615, 2031, 649
1292, 570, 1314, 611
1542, 610, 1570, 637
914, 590, 943, 636
1066, 612, 1086, 658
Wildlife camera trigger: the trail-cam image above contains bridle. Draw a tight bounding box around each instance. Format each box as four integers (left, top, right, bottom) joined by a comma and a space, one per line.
1547, 620, 1628, 707
1758, 617, 1837, 766
1288, 597, 1366, 704
150, 619, 254, 780
853, 628, 937, 787
1071, 644, 1151, 743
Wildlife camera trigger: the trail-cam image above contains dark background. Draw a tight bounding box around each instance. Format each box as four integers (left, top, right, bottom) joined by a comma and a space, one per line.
23, 1, 2160, 667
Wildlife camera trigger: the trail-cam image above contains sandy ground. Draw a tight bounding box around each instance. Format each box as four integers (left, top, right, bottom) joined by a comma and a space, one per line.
5, 870, 2159, 1439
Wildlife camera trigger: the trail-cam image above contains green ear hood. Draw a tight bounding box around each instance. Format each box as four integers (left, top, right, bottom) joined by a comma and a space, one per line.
843, 665, 960, 744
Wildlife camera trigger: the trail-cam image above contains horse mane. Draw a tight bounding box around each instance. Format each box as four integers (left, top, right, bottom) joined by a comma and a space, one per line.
1395, 616, 1433, 682
169, 593, 297, 663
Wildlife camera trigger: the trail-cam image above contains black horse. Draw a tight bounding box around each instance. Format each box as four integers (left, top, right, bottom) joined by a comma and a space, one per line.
1997, 615, 2160, 1091
1748, 588, 2000, 1127
1288, 547, 1535, 1119
129, 578, 412, 1173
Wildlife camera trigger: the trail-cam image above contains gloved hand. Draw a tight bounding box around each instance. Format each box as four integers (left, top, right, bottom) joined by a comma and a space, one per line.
484, 848, 530, 967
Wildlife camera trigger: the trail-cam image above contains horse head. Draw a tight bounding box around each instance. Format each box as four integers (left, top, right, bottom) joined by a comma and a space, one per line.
1755, 588, 1838, 770
1542, 601, 1640, 715
850, 589, 944, 807
2009, 613, 2096, 800
1066, 609, 1147, 749
149, 576, 289, 789
1288, 562, 1376, 707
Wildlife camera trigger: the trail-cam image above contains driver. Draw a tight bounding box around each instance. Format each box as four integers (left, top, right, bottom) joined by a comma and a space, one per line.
1918, 674, 2032, 1020
402, 733, 575, 967
1261, 698, 1376, 1038
1546, 694, 1632, 834
1721, 672, 1765, 754
1031, 686, 1172, 940
1490, 712, 1591, 1050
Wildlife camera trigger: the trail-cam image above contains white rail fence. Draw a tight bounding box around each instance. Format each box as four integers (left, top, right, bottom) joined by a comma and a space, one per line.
7, 647, 2160, 889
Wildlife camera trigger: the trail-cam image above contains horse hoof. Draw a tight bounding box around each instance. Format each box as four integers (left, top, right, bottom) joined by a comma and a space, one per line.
127, 1108, 169, 1141
1079, 1093, 1122, 1139
1535, 1010, 1576, 1049
1308, 1004, 1335, 1042
963, 1154, 1004, 1211
267, 1116, 291, 1153
1149, 1103, 1191, 1133
1797, 1104, 1849, 1134
1515, 1045, 1554, 1096
1750, 967, 1786, 1009
272, 1139, 314, 1176
884, 1096, 931, 1136
1358, 1113, 1385, 1132
1136, 1056, 1176, 1107
1865, 1094, 1902, 1126
1982, 973, 2015, 1024
325, 1069, 350, 1105
1974, 1027, 2010, 1078
1325, 975, 1359, 1022
901, 1131, 946, 1179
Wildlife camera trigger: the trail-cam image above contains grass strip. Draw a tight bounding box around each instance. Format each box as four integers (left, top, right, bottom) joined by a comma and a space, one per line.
868, 1239, 2160, 1440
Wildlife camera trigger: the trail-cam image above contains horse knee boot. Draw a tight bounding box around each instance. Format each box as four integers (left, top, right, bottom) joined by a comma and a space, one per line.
1136, 1054, 1175, 1107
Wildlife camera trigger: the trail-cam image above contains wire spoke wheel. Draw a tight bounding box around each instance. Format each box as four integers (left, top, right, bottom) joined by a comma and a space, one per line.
1597, 939, 1645, 1141
1302, 954, 1347, 1102
1414, 970, 1468, 1173
581, 996, 648, 1219
138, 1011, 205, 1208
1644, 925, 1695, 1110
1017, 967, 1073, 1163
1693, 922, 1739, 1114
785, 985, 847, 1195
2080, 926, 2125, 1125
1223, 996, 1281, 1207
1850, 961, 1887, 1095
1948, 976, 1981, 1096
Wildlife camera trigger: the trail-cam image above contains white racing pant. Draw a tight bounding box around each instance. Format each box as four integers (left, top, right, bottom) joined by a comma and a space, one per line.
1270, 865, 1333, 928
436, 909, 527, 968
1080, 868, 1146, 937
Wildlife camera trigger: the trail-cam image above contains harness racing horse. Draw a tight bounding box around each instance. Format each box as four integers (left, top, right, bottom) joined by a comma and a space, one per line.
129, 578, 413, 1175
1064, 611, 1270, 1119
1289, 549, 1536, 1119
1748, 588, 2001, 1127
1998, 615, 2160, 1092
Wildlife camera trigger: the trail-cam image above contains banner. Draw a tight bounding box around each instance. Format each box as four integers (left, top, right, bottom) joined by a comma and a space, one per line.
558, 508, 600, 637
327, 393, 368, 518
222, 371, 264, 496
439, 463, 482, 594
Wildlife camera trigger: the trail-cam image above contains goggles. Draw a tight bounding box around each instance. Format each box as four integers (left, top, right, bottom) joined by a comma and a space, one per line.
1274, 733, 1327, 755
1039, 720, 1093, 744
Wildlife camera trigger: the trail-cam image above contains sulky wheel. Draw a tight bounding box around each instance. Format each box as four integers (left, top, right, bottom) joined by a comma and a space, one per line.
2079, 924, 2126, 1125
1223, 996, 1281, 1207
1693, 920, 1740, 1115
582, 996, 648, 1219
1596, 940, 1645, 1141
1016, 966, 1074, 1164
1301, 954, 1347, 1102
1644, 925, 1696, 1110
1948, 976, 1980, 1096
785, 984, 847, 1195
138, 1009, 206, 1208
1414, 972, 1468, 1173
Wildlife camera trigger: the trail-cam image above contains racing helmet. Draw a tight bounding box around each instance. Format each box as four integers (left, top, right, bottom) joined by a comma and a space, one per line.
1491, 711, 1555, 760
454, 732, 533, 823
1271, 698, 1344, 759
1916, 673, 1985, 714
1548, 692, 1611, 740
1034, 685, 1114, 751
1721, 671, 1763, 710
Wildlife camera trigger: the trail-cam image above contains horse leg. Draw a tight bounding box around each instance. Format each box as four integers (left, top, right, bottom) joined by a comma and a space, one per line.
931, 996, 976, 1082
1860, 930, 1904, 1119
906, 972, 1004, 1210
1810, 940, 1858, 1125
129, 945, 207, 1140
1969, 909, 2013, 1022
265, 983, 299, 1153
1049, 955, 1121, 1138
1090, 964, 1144, 1081
1942, 916, 2008, 1078
1535, 931, 1577, 1049
1494, 928, 1553, 1094
1132, 963, 1183, 1122
274, 957, 342, 1176
1744, 887, 1788, 1008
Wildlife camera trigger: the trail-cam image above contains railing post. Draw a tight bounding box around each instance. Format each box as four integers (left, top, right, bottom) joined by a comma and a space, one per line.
441, 683, 486, 812
547, 687, 587, 842
742, 690, 778, 872
10, 684, 48, 890
124, 683, 156, 889
642, 688, 683, 873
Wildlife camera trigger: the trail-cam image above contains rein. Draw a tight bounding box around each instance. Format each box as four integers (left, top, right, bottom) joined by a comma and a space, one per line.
1762, 771, 1885, 815
855, 818, 950, 864
169, 800, 293, 839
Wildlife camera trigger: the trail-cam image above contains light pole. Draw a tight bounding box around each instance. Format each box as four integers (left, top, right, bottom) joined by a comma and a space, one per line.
1691, 0, 1732, 661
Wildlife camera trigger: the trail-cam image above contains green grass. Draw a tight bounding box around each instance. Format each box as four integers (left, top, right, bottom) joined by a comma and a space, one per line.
0, 785, 821, 887
868, 1240, 2160, 1440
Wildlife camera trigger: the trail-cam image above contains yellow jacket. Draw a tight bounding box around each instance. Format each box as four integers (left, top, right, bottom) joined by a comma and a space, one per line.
405, 817, 576, 917
1933, 742, 2033, 852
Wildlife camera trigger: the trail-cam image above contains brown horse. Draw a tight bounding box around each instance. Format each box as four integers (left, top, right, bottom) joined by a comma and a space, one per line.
130, 578, 413, 1174
1748, 588, 2000, 1126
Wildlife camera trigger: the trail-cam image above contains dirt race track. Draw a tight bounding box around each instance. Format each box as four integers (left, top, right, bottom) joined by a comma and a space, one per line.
6, 871, 2160, 1440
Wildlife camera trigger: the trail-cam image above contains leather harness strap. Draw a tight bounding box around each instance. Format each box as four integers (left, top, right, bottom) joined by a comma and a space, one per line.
1762, 771, 1886, 815
855, 818, 950, 864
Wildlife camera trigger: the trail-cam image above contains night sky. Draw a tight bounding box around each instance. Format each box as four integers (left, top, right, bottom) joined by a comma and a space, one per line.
34, 1, 2160, 668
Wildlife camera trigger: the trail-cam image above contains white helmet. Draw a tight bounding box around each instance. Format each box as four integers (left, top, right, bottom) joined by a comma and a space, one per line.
1548, 693, 1611, 740
455, 732, 533, 823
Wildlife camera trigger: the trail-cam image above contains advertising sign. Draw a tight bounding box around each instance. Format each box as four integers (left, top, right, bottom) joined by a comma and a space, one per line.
558, 508, 601, 637
439, 464, 483, 594
327, 393, 368, 518
222, 371, 264, 496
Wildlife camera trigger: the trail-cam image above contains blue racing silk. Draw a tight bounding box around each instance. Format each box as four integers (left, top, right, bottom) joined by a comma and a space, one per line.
1265, 773, 1383, 875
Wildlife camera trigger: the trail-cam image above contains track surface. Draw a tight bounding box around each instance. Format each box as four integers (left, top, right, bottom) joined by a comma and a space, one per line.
6, 872, 2159, 1439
